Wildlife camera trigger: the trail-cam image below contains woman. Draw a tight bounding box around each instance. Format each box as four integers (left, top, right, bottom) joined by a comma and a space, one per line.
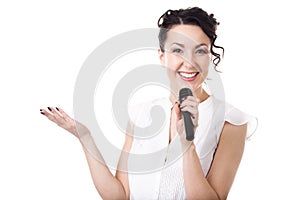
40, 7, 257, 199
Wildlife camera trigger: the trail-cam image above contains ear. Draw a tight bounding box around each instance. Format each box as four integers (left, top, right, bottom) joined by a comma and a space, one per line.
158, 48, 165, 66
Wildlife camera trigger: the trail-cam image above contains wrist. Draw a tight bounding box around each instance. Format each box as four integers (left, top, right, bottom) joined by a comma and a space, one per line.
180, 138, 195, 153
74, 121, 91, 139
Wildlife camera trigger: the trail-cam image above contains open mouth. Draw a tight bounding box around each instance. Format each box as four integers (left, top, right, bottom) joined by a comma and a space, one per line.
177, 71, 199, 81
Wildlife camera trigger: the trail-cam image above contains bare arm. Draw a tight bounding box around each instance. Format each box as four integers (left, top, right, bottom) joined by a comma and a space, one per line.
182, 122, 247, 200
176, 97, 247, 199
115, 122, 133, 200
205, 123, 247, 199
40, 107, 132, 200
80, 134, 128, 200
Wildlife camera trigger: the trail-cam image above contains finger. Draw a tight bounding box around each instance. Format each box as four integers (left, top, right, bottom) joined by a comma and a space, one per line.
50, 106, 68, 122
192, 118, 198, 126
180, 108, 199, 127
173, 102, 182, 120
41, 107, 64, 121
40, 108, 53, 117
55, 107, 76, 128
180, 102, 198, 110
184, 96, 200, 103
55, 107, 71, 119
180, 106, 198, 116
180, 98, 199, 108
40, 108, 58, 123
47, 106, 61, 116
40, 108, 46, 116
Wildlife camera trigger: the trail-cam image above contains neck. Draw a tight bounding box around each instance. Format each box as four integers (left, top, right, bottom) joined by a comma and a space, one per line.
169, 86, 209, 105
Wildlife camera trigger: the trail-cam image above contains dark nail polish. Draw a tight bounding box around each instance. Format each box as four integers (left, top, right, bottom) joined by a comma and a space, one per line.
40, 109, 42, 112
47, 107, 52, 111
40, 112, 45, 115
56, 107, 59, 111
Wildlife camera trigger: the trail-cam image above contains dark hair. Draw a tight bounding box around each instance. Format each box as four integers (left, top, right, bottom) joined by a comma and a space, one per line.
157, 7, 224, 67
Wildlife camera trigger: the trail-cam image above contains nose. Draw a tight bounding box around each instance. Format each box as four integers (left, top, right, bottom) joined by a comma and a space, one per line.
181, 52, 195, 70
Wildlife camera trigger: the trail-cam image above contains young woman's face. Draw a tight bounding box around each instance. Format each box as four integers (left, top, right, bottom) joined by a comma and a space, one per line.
159, 24, 211, 94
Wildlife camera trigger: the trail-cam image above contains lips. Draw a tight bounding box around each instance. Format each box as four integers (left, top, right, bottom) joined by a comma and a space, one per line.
177, 71, 199, 81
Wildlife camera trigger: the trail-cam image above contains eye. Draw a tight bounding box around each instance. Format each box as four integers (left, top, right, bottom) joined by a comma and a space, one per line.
172, 48, 183, 54
195, 49, 208, 54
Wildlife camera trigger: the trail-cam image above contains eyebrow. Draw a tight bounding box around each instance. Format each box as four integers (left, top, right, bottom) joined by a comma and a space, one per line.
171, 42, 209, 48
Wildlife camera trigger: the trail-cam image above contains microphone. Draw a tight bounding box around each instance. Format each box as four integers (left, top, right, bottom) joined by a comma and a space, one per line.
179, 88, 194, 141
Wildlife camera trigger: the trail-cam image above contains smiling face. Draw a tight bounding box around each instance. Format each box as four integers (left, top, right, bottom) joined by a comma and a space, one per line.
159, 24, 211, 97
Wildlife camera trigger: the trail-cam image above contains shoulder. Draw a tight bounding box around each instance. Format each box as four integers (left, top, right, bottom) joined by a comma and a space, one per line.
222, 122, 247, 140
210, 96, 258, 140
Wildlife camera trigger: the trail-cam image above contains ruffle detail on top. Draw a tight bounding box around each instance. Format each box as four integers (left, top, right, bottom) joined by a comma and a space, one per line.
224, 103, 258, 140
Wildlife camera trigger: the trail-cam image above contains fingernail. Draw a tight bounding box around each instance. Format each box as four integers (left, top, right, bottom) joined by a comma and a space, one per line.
56, 107, 59, 111
47, 107, 52, 111
40, 112, 45, 115
40, 109, 42, 112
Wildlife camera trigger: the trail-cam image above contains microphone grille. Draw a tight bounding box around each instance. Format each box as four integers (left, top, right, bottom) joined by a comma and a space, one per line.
179, 88, 193, 103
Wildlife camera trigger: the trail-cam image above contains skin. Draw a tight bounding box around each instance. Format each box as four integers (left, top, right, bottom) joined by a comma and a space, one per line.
41, 24, 247, 200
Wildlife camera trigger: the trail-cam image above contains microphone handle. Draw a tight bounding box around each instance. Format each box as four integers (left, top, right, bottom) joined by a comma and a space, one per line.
182, 111, 194, 141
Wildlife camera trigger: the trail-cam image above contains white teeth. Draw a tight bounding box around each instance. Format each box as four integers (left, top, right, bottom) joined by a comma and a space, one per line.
179, 72, 198, 78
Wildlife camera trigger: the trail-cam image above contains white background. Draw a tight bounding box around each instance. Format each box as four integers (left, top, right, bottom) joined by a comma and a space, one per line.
1, 0, 299, 199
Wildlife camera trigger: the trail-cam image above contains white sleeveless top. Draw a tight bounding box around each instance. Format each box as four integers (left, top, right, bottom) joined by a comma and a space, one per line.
127, 95, 257, 200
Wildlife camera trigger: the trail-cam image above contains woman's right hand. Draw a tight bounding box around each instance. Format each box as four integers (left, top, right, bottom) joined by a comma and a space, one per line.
40, 107, 89, 138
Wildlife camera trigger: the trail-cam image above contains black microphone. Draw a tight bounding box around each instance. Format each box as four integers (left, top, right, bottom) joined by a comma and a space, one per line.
179, 88, 194, 141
